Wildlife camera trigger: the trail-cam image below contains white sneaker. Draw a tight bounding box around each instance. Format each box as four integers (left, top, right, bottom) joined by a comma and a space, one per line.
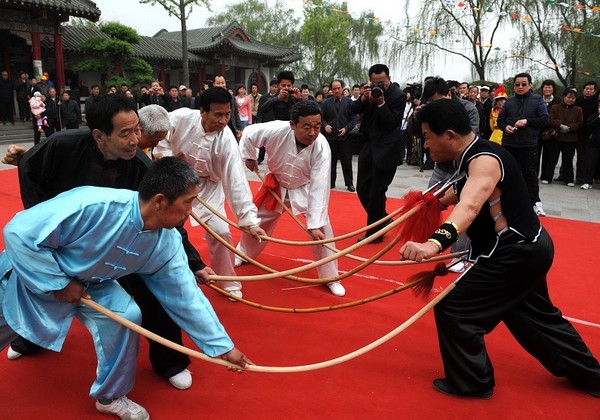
533, 202, 546, 217
234, 254, 245, 268
7, 346, 22, 360
168, 368, 192, 390
448, 259, 465, 273
540, 179, 549, 185
227, 289, 243, 302
327, 281, 346, 297
567, 182, 575, 187
96, 396, 149, 420
581, 183, 592, 190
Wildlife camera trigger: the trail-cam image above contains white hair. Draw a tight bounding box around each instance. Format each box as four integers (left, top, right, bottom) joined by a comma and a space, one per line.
138, 105, 170, 135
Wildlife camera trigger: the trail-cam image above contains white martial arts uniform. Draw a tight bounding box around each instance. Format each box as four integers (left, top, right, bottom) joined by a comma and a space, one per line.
238, 120, 338, 280
154, 108, 260, 292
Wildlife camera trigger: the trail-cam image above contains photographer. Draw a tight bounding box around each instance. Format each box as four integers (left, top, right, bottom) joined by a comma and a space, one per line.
351, 64, 406, 242
141, 80, 168, 109
258, 70, 302, 121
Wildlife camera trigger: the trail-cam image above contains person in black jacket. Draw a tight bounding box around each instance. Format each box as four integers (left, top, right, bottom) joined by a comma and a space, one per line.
257, 70, 301, 122
498, 72, 549, 216
321, 79, 357, 191
0, 70, 14, 124
59, 90, 80, 129
581, 105, 600, 189
351, 64, 406, 242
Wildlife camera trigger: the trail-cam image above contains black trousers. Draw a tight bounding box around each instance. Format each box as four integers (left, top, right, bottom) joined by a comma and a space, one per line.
356, 147, 397, 237
434, 229, 600, 393
12, 274, 190, 379
17, 100, 29, 121
583, 141, 600, 184
504, 145, 541, 204
0, 102, 13, 123
328, 138, 353, 187
541, 140, 577, 183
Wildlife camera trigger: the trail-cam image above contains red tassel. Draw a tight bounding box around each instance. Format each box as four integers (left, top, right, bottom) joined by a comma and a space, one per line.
408, 262, 448, 299
253, 173, 280, 211
395, 191, 443, 244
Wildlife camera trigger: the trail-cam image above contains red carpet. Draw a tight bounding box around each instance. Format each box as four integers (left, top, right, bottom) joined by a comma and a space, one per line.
0, 168, 598, 419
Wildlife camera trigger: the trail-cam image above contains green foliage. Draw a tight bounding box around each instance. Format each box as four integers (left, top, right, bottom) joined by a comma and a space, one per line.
296, 0, 383, 87
206, 0, 300, 48
103, 75, 131, 91
99, 22, 142, 44
72, 21, 153, 89
511, 0, 600, 87
72, 57, 106, 73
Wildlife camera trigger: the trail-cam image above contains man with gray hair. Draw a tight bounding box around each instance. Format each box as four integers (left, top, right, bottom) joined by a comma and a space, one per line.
138, 104, 171, 149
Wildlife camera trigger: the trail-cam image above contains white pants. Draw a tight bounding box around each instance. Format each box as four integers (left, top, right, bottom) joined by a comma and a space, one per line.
238, 205, 338, 280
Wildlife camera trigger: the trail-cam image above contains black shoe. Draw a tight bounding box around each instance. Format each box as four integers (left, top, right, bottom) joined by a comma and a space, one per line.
433, 378, 493, 399
356, 235, 384, 244
587, 388, 600, 397
347, 185, 355, 192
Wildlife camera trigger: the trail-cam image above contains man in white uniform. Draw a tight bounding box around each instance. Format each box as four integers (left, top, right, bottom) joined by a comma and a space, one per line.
236, 100, 346, 297
154, 88, 265, 300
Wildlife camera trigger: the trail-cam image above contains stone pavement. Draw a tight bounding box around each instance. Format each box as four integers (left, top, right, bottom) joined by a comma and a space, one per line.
1, 143, 599, 223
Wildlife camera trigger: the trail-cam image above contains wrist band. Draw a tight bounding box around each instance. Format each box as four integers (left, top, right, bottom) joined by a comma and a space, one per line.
428, 221, 459, 253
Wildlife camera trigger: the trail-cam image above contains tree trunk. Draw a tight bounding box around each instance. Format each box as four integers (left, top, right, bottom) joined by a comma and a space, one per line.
180, 0, 189, 88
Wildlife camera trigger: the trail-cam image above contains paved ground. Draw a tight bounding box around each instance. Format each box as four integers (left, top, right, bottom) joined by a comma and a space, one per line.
2, 142, 599, 223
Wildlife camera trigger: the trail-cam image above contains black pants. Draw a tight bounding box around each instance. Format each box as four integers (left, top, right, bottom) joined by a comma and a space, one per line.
541, 140, 576, 183
17, 101, 29, 121
434, 229, 600, 393
0, 102, 13, 123
504, 145, 541, 204
583, 141, 600, 184
356, 147, 397, 237
12, 274, 190, 378
328, 138, 353, 187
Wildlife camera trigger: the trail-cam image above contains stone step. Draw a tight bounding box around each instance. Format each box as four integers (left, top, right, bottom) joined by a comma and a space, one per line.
0, 121, 47, 145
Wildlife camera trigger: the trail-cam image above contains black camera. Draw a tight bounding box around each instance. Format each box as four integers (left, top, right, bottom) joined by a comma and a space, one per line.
370, 82, 385, 99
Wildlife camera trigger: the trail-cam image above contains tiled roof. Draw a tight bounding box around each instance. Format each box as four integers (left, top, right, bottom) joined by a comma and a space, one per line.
0, 0, 101, 20
42, 26, 209, 63
154, 21, 301, 63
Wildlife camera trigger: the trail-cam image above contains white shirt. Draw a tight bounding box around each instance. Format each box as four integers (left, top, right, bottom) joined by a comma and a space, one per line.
154, 108, 260, 227
239, 120, 331, 229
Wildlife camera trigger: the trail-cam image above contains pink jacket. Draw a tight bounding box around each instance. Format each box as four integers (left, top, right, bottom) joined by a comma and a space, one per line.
29, 97, 45, 117
236, 95, 252, 124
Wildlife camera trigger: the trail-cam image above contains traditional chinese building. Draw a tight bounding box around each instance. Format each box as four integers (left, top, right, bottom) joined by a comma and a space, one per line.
0, 0, 300, 95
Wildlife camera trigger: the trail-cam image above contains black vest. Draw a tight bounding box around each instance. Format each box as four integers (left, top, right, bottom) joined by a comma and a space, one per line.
455, 138, 541, 258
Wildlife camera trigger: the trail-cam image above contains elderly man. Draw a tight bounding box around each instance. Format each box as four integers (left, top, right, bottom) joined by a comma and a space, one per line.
401, 99, 600, 400
0, 157, 251, 419
237, 100, 346, 297
154, 87, 266, 300
3, 94, 209, 391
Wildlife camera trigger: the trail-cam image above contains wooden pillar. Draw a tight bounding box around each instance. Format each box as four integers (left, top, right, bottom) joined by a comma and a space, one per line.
219, 63, 226, 76
54, 31, 65, 95
31, 31, 43, 79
